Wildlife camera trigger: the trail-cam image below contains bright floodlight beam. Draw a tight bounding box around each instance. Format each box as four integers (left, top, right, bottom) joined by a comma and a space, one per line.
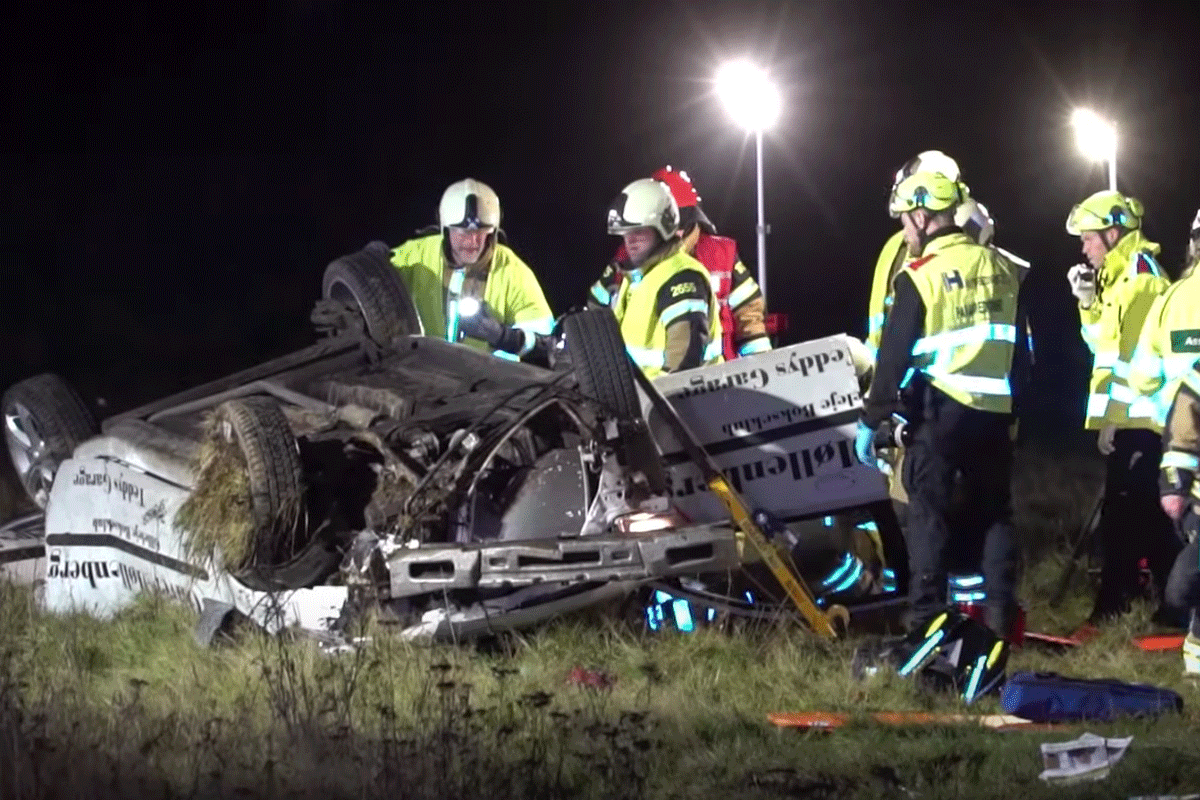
715, 59, 781, 307
1071, 107, 1117, 191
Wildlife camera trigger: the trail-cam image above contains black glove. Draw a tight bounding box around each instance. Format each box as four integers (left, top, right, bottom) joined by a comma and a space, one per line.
457, 299, 506, 347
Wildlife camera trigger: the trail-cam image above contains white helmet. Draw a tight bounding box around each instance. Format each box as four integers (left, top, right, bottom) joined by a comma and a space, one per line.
1191, 207, 1200, 239
891, 150, 962, 193
955, 197, 995, 246
606, 178, 679, 241
438, 178, 501, 231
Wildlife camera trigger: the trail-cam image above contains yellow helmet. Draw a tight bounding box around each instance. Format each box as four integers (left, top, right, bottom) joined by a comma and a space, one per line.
888, 169, 965, 218
1065, 190, 1144, 235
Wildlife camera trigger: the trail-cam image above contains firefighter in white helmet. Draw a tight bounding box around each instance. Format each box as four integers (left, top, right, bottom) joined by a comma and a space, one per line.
390, 178, 555, 360
602, 177, 722, 377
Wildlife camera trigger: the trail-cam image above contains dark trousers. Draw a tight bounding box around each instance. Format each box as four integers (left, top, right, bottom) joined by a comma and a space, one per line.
1164, 514, 1200, 637
1091, 429, 1183, 621
901, 389, 1019, 635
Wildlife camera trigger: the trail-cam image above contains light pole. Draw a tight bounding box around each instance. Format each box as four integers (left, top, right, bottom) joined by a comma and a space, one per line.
716, 59, 781, 306
1070, 107, 1118, 192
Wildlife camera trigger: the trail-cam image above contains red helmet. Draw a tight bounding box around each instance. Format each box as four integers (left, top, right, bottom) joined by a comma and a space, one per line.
651, 166, 701, 208
651, 165, 715, 232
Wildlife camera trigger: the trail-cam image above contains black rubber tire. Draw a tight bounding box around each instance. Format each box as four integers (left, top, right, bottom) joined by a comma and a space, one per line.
2, 373, 97, 509
561, 308, 640, 421
321, 241, 423, 343
561, 308, 667, 494
212, 396, 340, 590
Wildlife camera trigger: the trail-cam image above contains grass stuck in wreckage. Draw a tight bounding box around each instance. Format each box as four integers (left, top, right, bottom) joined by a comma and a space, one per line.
4, 442, 1200, 800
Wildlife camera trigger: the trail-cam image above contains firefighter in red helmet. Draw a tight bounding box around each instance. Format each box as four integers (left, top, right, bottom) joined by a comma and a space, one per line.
588, 166, 771, 360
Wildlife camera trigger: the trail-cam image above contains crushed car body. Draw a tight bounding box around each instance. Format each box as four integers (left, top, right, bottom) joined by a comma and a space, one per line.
1, 243, 902, 641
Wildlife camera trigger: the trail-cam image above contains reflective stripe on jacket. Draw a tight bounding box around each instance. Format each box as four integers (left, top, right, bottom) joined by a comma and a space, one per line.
1078, 231, 1170, 430
390, 234, 554, 357
898, 232, 1020, 413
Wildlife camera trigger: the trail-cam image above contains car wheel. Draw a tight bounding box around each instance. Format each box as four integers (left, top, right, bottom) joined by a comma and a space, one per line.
561, 307, 667, 494
2, 373, 97, 509
321, 241, 423, 344
210, 396, 341, 591
561, 308, 640, 420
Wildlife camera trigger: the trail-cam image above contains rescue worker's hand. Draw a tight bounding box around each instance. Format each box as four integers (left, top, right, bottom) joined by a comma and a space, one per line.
854, 420, 876, 466
1067, 264, 1097, 308
1097, 424, 1117, 456
1161, 493, 1187, 521
458, 299, 506, 347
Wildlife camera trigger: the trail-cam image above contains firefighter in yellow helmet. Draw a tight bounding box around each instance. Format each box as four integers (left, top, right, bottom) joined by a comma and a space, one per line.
1065, 189, 1180, 627
855, 161, 1030, 639
604, 177, 722, 377
1158, 359, 1200, 674
390, 178, 555, 361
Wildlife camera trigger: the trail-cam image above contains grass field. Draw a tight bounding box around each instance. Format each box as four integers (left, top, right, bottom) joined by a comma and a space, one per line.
4, 440, 1200, 800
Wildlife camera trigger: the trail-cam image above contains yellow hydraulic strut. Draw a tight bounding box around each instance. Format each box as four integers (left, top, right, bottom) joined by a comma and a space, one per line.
629, 362, 839, 639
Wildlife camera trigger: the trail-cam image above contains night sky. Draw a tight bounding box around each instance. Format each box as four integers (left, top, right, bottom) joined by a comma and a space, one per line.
4, 1, 1198, 441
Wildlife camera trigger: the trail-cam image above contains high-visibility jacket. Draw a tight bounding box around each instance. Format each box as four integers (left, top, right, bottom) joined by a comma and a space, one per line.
866, 230, 909, 361
897, 232, 1021, 414
611, 248, 723, 378
867, 233, 1034, 361
1127, 271, 1200, 431
390, 234, 554, 359
1077, 231, 1170, 431
590, 226, 770, 359
1160, 361, 1200, 511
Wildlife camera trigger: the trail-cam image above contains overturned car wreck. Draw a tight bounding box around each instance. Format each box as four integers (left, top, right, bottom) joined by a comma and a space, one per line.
1, 243, 905, 641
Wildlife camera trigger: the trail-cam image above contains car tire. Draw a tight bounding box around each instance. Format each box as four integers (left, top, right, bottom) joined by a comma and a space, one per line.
561, 308, 667, 494
561, 308, 640, 420
321, 241, 423, 344
2, 373, 97, 509
212, 396, 341, 591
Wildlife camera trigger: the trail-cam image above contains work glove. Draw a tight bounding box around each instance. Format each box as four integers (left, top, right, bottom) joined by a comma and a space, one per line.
854, 420, 876, 466
1097, 424, 1117, 456
457, 298, 506, 347
1067, 264, 1098, 308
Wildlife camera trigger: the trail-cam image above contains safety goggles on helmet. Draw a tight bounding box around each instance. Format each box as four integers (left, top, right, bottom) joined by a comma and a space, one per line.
888, 170, 964, 218
1065, 190, 1143, 235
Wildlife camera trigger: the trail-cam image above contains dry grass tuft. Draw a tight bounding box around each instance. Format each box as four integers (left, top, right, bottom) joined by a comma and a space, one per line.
174, 411, 257, 571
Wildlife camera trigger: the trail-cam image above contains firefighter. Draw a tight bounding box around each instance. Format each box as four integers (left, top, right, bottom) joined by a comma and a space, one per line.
1127, 209, 1200, 434
589, 166, 771, 359
1184, 208, 1200, 280
604, 177, 722, 377
1065, 190, 1181, 627
390, 178, 555, 361
854, 160, 1030, 637
1158, 359, 1200, 674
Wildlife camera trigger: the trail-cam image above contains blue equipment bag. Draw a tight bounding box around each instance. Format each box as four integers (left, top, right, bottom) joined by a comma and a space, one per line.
1000, 671, 1184, 724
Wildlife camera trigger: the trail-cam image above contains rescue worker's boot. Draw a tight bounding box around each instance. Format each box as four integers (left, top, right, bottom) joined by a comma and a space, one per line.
1184, 634, 1200, 678
1184, 610, 1200, 678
